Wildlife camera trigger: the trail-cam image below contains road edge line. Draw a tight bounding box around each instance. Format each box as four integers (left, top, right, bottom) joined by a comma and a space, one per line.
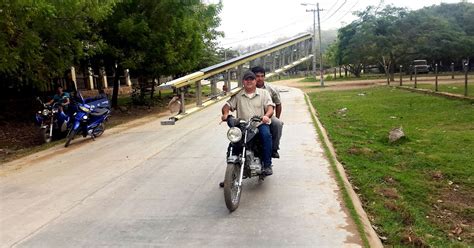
304, 93, 383, 248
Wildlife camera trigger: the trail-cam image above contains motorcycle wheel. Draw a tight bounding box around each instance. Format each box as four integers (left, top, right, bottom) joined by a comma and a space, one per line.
40, 128, 52, 143
92, 123, 105, 137
224, 163, 242, 212
64, 129, 77, 147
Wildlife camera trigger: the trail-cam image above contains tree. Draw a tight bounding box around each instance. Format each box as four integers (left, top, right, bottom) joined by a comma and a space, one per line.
99, 0, 222, 106
0, 1, 116, 92
330, 2, 474, 78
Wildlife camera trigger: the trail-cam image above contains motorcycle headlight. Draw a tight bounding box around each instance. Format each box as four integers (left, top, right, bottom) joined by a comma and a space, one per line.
42, 109, 50, 116
227, 127, 242, 143
79, 105, 91, 113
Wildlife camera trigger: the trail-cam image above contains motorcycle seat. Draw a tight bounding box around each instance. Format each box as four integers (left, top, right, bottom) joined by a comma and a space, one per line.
90, 108, 109, 117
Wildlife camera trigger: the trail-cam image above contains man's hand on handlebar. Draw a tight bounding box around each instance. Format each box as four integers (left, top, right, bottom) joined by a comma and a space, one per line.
261, 115, 270, 124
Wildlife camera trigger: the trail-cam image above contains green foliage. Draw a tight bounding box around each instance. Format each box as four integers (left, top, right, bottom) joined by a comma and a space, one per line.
0, 0, 116, 89
329, 3, 474, 77
0, 0, 222, 93
100, 0, 222, 79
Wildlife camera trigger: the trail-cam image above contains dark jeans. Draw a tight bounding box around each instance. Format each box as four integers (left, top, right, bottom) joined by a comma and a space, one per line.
258, 124, 272, 168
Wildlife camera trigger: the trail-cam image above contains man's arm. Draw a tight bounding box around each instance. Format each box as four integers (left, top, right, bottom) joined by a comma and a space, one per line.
63, 97, 70, 106
275, 104, 282, 119
267, 84, 282, 118
262, 105, 274, 124
221, 104, 230, 121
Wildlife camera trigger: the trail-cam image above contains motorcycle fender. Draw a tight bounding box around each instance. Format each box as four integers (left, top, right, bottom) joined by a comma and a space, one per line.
72, 120, 81, 131
87, 120, 101, 130
227, 155, 241, 164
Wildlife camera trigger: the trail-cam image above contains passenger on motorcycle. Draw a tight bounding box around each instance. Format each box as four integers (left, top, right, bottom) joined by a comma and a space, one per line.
47, 86, 70, 113
251, 66, 283, 159
221, 71, 275, 175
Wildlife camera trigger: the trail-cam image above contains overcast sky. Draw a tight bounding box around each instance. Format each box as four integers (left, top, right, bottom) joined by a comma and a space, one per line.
207, 0, 471, 48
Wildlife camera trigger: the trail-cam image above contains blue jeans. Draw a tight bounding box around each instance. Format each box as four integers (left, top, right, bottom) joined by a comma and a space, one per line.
258, 124, 272, 168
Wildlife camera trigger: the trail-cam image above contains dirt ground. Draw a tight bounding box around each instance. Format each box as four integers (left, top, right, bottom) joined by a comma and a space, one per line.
0, 95, 176, 164
272, 76, 472, 93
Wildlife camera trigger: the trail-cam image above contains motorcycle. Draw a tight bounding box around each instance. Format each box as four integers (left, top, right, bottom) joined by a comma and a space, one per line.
223, 115, 268, 212
35, 98, 71, 143
64, 94, 110, 147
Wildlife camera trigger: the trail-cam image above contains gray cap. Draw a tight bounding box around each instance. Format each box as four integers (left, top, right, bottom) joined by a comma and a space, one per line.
242, 71, 256, 80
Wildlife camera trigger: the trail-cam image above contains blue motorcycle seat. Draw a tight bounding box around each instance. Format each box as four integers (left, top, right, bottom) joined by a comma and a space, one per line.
90, 108, 109, 117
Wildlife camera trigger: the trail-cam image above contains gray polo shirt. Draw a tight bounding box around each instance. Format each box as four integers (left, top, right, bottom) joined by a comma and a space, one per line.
227, 88, 275, 121
260, 82, 281, 105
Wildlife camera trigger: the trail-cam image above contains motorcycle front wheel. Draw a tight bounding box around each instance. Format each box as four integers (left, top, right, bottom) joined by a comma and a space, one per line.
64, 129, 77, 147
224, 163, 242, 212
40, 127, 52, 143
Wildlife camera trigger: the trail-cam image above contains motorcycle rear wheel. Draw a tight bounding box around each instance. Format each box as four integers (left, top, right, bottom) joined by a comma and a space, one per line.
92, 123, 105, 137
224, 163, 242, 212
64, 129, 77, 147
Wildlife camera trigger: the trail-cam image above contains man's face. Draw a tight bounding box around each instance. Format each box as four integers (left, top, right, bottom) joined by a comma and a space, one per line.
57, 87, 63, 95
255, 72, 265, 88
243, 77, 256, 92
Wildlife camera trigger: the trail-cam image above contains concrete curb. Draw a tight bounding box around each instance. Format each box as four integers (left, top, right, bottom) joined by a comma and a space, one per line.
304, 93, 383, 248
395, 86, 473, 102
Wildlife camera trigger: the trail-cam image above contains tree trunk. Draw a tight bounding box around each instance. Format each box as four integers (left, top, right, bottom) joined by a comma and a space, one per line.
390, 52, 395, 81
348, 64, 362, 77
111, 65, 121, 109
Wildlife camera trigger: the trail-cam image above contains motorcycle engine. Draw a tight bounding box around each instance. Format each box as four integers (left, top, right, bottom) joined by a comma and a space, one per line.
245, 150, 262, 176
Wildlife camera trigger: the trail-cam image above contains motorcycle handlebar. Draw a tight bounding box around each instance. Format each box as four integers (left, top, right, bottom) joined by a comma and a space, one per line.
226, 115, 262, 128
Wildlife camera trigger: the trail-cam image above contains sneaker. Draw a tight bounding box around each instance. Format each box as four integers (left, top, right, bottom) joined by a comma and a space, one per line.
272, 151, 280, 158
263, 167, 273, 176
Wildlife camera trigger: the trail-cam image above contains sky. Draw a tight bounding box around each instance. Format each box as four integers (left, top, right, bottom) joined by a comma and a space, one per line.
207, 0, 472, 48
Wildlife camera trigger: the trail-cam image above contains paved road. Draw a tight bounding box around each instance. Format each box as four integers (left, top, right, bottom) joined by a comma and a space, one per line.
0, 86, 362, 247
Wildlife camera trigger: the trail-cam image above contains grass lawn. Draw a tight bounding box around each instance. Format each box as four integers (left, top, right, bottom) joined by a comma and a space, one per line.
416, 83, 474, 96
308, 87, 473, 247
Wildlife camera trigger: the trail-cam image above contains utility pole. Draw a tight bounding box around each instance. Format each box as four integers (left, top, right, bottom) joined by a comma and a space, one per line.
316, 3, 324, 87
303, 2, 324, 86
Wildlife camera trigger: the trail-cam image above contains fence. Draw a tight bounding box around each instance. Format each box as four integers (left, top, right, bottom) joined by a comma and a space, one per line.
396, 62, 471, 97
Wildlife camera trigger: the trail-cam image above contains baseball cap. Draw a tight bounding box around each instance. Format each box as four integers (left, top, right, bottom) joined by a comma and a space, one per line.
242, 71, 256, 80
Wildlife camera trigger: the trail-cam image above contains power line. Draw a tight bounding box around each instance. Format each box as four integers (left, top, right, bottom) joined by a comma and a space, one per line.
325, 0, 340, 14
335, 0, 360, 22
221, 17, 307, 46
321, 0, 347, 23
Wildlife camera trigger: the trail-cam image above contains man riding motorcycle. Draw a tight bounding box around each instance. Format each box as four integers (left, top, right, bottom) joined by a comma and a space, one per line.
221, 71, 275, 176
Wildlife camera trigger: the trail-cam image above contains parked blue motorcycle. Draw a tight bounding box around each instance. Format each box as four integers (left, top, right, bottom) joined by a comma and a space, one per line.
35, 97, 71, 143
64, 93, 110, 147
